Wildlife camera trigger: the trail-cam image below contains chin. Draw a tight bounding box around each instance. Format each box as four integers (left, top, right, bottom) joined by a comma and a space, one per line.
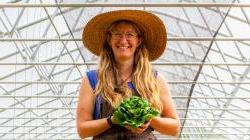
116, 55, 131, 61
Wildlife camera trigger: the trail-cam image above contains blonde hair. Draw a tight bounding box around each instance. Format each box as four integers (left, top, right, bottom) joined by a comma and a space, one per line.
94, 20, 162, 111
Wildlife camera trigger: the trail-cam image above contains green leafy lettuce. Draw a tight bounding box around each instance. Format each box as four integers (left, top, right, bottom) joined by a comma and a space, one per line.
113, 96, 159, 128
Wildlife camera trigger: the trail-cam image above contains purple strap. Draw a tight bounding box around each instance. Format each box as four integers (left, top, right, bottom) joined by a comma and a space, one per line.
86, 70, 101, 120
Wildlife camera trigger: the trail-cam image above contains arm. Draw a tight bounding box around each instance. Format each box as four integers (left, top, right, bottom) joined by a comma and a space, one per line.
150, 74, 181, 136
76, 76, 111, 139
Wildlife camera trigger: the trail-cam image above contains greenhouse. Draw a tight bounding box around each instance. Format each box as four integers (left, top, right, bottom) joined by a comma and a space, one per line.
0, 0, 250, 139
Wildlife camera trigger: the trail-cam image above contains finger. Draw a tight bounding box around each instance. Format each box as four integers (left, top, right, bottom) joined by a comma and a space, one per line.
124, 125, 132, 131
139, 122, 150, 129
125, 125, 142, 134
144, 119, 151, 124
135, 128, 145, 134
125, 125, 137, 133
144, 119, 152, 125
125, 124, 149, 134
139, 125, 147, 129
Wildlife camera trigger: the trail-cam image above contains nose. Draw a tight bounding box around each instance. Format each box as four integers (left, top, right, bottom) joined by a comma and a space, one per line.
119, 35, 129, 44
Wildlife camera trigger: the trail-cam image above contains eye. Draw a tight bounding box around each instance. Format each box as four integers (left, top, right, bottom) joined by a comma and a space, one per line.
126, 32, 136, 37
110, 31, 138, 40
111, 31, 122, 37
114, 32, 122, 36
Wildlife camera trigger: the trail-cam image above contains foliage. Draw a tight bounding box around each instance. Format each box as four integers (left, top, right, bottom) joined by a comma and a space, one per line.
113, 96, 159, 128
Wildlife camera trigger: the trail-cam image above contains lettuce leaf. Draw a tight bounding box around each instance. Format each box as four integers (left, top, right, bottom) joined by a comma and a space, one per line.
113, 96, 159, 128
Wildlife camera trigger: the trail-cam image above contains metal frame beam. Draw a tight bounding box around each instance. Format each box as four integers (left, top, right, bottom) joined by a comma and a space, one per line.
1, 3, 250, 8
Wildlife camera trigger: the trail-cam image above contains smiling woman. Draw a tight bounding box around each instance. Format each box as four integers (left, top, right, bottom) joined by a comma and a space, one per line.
77, 10, 180, 140
107, 21, 142, 62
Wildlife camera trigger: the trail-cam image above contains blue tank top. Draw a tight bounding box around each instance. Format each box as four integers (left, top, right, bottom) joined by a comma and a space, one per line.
86, 70, 137, 119
86, 70, 157, 120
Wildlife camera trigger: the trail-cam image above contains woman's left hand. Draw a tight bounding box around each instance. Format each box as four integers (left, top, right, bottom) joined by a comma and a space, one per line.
125, 120, 151, 134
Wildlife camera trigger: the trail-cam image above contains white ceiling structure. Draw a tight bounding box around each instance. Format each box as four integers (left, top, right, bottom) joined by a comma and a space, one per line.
0, 0, 250, 139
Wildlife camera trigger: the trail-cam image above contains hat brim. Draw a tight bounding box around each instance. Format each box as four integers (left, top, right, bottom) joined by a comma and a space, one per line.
82, 10, 167, 61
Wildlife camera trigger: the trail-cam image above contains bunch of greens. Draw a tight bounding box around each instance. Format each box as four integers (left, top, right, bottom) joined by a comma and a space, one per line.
113, 96, 159, 128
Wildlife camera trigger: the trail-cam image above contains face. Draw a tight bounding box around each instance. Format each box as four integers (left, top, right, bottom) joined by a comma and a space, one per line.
107, 22, 142, 62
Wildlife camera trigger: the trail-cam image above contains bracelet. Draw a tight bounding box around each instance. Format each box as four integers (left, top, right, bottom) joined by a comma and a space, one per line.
106, 116, 113, 127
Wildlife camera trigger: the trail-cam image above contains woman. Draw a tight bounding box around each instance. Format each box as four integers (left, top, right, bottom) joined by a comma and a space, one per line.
77, 10, 180, 140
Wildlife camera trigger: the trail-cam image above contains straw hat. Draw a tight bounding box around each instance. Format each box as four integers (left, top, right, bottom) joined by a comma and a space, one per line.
82, 10, 167, 61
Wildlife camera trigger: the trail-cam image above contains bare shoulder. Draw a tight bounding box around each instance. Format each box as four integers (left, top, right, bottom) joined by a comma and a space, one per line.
155, 72, 171, 95
155, 72, 178, 118
79, 76, 95, 98
77, 75, 95, 121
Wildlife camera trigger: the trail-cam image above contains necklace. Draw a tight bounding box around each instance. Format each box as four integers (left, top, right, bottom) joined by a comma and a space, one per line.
114, 74, 132, 93
112, 66, 132, 93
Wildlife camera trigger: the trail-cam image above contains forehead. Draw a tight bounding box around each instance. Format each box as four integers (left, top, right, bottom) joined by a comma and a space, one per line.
110, 22, 137, 32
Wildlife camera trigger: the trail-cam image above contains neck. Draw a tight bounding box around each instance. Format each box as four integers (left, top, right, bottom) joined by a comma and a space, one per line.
116, 59, 134, 81
112, 59, 134, 93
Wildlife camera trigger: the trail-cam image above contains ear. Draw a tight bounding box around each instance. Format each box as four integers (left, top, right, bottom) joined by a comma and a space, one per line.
137, 38, 142, 47
107, 35, 112, 46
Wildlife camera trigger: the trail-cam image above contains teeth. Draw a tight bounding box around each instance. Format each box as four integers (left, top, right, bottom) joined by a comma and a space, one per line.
119, 46, 128, 49
118, 46, 128, 51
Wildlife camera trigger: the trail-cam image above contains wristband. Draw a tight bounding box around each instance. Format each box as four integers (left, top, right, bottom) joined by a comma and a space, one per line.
106, 116, 113, 127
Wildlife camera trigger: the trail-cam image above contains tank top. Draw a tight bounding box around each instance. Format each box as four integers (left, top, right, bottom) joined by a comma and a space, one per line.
86, 70, 157, 140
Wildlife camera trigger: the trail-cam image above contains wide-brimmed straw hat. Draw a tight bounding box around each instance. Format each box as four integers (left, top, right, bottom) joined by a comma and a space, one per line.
82, 10, 167, 61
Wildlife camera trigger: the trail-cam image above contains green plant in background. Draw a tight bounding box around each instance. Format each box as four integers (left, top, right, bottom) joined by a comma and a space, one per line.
113, 96, 159, 128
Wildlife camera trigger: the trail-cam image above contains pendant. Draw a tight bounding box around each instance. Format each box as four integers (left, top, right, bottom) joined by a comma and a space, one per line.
114, 86, 122, 93
114, 87, 120, 93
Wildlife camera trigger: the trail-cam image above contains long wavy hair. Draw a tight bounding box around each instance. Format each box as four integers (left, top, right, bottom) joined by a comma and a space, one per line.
94, 20, 162, 111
